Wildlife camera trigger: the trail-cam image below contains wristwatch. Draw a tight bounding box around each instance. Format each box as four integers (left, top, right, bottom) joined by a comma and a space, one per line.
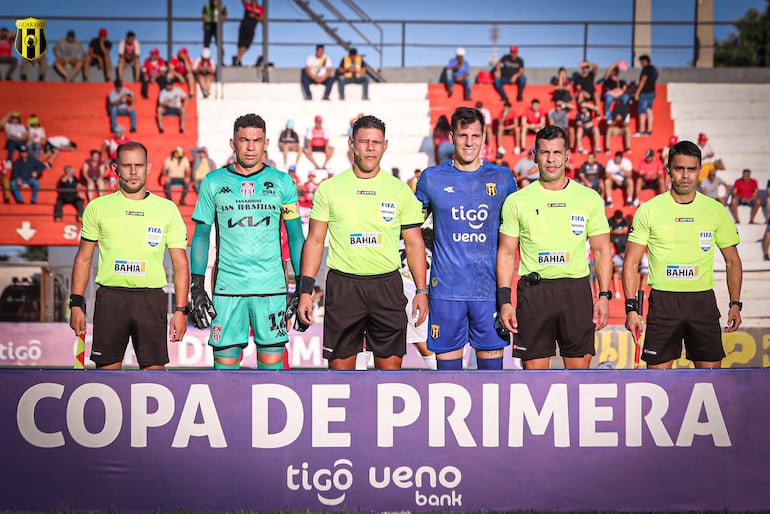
597, 291, 612, 300
728, 300, 743, 311
174, 306, 190, 315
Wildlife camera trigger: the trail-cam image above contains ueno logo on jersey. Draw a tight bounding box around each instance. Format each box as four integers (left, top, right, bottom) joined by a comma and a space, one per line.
570, 215, 586, 236
699, 231, 713, 252
381, 202, 396, 222
286, 459, 353, 506
146, 226, 163, 247
241, 181, 255, 196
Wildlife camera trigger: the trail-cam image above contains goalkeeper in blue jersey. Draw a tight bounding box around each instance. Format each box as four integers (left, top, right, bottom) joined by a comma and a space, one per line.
415, 107, 518, 370
188, 114, 305, 369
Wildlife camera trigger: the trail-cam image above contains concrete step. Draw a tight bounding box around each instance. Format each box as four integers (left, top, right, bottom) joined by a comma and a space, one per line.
672, 119, 770, 138
667, 83, 770, 102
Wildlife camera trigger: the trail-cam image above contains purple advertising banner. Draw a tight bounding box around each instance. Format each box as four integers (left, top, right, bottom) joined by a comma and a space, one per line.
1, 369, 769, 513
2, 322, 770, 369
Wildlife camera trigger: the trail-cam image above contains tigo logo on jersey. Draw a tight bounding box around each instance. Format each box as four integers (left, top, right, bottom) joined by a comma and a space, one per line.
349, 232, 382, 247
699, 231, 713, 252
113, 260, 147, 275
146, 226, 163, 247
380, 202, 396, 222
486, 183, 497, 196
570, 215, 586, 236
537, 251, 570, 266
666, 265, 699, 279
241, 181, 255, 196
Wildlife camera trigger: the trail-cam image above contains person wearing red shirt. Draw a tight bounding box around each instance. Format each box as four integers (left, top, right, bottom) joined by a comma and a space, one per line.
635, 148, 665, 199
168, 47, 195, 97
117, 31, 141, 83
729, 168, 760, 224
303, 115, 334, 170
519, 98, 545, 152
496, 102, 520, 155
140, 48, 167, 99
0, 27, 17, 80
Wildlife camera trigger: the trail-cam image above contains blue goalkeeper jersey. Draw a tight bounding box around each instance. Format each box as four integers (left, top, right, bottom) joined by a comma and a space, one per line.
192, 164, 300, 296
416, 160, 517, 301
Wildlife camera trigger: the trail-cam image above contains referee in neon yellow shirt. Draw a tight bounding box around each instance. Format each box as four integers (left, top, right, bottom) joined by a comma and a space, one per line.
623, 140, 743, 369
69, 142, 190, 369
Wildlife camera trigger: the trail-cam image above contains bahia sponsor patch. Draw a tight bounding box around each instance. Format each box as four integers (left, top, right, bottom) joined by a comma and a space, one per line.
538, 251, 570, 266
699, 231, 713, 252
349, 232, 382, 247
380, 202, 396, 222
146, 226, 163, 247
570, 215, 586, 236
666, 265, 700, 279
113, 259, 147, 275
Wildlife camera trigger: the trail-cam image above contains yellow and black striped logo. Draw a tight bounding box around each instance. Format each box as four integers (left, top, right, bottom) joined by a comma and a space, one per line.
430, 324, 440, 339
14, 18, 47, 61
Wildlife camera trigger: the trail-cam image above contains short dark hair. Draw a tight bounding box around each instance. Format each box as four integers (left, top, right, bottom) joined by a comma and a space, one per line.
316, 44, 325, 50
126, 31, 135, 38
534, 125, 568, 149
451, 106, 485, 133
351, 115, 385, 139
667, 140, 701, 168
115, 141, 148, 162
233, 113, 266, 139
639, 54, 650, 63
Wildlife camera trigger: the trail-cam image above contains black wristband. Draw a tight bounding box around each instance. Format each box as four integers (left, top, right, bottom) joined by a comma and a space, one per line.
598, 291, 612, 300
728, 300, 742, 311
625, 299, 639, 313
298, 275, 315, 296
69, 294, 86, 310
496, 287, 512, 310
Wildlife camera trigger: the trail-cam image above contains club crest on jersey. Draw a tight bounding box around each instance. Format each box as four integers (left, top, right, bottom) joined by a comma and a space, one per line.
431, 324, 440, 339
431, 277, 438, 287
146, 226, 163, 247
380, 202, 396, 222
486, 183, 497, 196
241, 181, 255, 196
570, 215, 586, 236
699, 231, 713, 252
14, 18, 47, 61
211, 325, 222, 343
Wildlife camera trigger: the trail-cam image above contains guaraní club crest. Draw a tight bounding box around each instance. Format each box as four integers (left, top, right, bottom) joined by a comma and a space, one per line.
14, 18, 47, 61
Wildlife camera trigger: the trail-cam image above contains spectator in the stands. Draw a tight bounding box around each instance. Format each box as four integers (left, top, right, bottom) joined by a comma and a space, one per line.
1, 112, 28, 161
696, 132, 724, 183
193, 47, 216, 98
303, 115, 334, 170
10, 145, 44, 204
604, 101, 631, 155
551, 66, 573, 104
140, 48, 167, 99
496, 102, 520, 155
234, 0, 264, 66
278, 119, 301, 169
604, 150, 634, 208
161, 146, 191, 205
301, 44, 334, 101
81, 149, 108, 200
519, 98, 546, 151
20, 53, 48, 81
763, 223, 770, 261
633, 54, 658, 136
85, 28, 112, 82
573, 60, 599, 109
191, 146, 216, 193
53, 30, 86, 82
102, 125, 130, 164
408, 168, 422, 193
601, 60, 629, 120
729, 168, 760, 224
513, 146, 538, 187
635, 148, 666, 199
575, 101, 601, 154
39, 135, 77, 166
108, 79, 137, 133
698, 166, 727, 205
578, 151, 606, 199
493, 45, 526, 103
157, 79, 187, 134
432, 114, 453, 164
493, 147, 511, 170
662, 135, 677, 165
0, 158, 10, 203
337, 47, 369, 100
117, 31, 141, 82
547, 100, 575, 151
301, 171, 319, 205
202, 0, 228, 49
26, 114, 46, 160
0, 27, 17, 80
439, 47, 471, 101
54, 165, 85, 222
168, 48, 195, 98
609, 209, 631, 298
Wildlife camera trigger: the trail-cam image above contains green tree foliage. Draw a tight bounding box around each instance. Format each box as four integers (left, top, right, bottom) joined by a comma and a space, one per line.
714, 1, 769, 66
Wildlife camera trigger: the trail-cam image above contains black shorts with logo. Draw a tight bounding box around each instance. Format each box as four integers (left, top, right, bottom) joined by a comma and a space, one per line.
643, 289, 724, 365
513, 276, 596, 360
323, 269, 408, 361
91, 286, 169, 368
